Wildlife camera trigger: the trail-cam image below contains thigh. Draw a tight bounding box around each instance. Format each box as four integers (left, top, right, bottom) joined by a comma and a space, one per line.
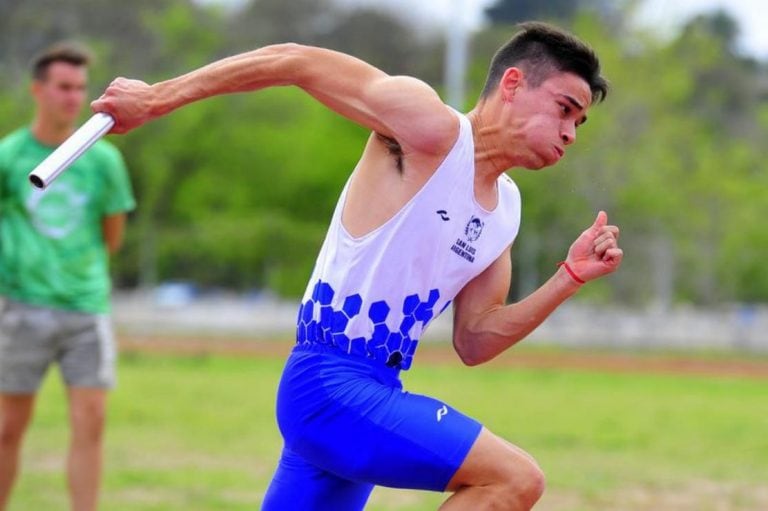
292, 383, 483, 492
67, 387, 107, 437
262, 446, 374, 511
0, 393, 36, 433
58, 314, 116, 389
0, 301, 57, 394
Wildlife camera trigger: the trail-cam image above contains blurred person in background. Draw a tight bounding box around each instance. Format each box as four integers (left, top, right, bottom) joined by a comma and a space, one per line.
0, 42, 135, 511
93, 22, 621, 511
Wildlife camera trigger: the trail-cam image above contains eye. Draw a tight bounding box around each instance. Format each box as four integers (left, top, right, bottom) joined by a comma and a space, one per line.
559, 103, 571, 116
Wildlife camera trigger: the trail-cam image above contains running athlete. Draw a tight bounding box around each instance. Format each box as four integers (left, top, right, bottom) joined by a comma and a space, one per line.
93, 22, 622, 511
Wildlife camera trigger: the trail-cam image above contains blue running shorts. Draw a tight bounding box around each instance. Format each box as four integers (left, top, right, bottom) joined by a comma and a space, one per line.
262, 343, 482, 510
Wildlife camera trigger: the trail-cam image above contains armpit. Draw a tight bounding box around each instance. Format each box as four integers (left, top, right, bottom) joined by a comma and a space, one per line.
375, 132, 404, 173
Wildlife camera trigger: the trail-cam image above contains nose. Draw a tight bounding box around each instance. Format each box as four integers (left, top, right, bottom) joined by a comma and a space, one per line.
561, 122, 576, 145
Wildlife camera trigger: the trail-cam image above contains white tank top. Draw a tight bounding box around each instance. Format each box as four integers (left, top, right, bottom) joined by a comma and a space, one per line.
296, 111, 521, 370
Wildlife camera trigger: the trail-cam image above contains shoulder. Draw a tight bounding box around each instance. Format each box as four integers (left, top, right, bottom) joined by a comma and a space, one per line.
498, 173, 522, 224
369, 76, 459, 156
498, 173, 521, 201
87, 139, 126, 168
0, 129, 30, 170
90, 138, 123, 159
410, 105, 465, 161
0, 128, 30, 154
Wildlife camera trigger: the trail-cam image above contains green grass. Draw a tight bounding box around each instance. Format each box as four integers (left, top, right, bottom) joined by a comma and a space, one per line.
8, 347, 768, 510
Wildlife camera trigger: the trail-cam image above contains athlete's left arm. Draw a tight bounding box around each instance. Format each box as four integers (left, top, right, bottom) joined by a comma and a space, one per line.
102, 213, 127, 255
452, 211, 622, 366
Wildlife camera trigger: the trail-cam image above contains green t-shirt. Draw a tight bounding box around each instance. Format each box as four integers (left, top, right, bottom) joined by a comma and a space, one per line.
0, 127, 135, 313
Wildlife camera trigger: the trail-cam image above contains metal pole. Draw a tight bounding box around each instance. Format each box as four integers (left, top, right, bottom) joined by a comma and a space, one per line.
445, 0, 468, 109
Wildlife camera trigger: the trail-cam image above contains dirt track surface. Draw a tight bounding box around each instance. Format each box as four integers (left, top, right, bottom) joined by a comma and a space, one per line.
118, 335, 768, 380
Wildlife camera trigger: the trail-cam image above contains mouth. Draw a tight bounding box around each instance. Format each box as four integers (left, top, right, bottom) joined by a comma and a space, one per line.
553, 146, 564, 159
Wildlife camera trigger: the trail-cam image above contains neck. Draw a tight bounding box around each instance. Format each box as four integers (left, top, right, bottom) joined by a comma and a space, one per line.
31, 114, 75, 146
467, 105, 508, 190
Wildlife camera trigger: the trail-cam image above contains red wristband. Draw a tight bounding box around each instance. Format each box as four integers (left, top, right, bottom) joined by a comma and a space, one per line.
557, 261, 585, 285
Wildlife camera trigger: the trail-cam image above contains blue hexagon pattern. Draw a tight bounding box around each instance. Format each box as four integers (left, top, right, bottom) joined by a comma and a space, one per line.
343, 294, 362, 317
368, 301, 390, 324
295, 280, 441, 370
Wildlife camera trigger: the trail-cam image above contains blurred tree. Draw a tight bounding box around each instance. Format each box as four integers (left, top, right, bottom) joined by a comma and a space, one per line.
485, 0, 578, 23
682, 9, 740, 53
226, 1, 443, 82
227, 0, 337, 47
319, 8, 437, 79
0, 0, 225, 90
483, 0, 624, 25
673, 10, 760, 139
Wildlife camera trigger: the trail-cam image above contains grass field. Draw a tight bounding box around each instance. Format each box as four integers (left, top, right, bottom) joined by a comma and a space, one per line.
7, 341, 768, 510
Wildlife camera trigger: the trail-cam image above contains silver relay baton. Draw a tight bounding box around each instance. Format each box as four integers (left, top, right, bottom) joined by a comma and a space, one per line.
28, 112, 115, 190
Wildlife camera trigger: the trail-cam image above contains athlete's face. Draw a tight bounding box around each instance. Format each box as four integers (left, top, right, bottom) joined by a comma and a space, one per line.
500, 69, 592, 170
32, 62, 88, 126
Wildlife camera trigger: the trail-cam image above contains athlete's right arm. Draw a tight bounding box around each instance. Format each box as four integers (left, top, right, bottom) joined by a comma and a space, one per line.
452, 212, 622, 366
91, 44, 457, 155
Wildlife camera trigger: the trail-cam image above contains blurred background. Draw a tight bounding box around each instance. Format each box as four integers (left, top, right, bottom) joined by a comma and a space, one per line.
2, 0, 767, 349
3, 0, 768, 351
2, 1, 767, 510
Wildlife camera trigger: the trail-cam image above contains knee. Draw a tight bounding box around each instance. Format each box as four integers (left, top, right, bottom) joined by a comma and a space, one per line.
492, 455, 546, 510
70, 403, 106, 442
513, 460, 546, 508
451, 430, 546, 510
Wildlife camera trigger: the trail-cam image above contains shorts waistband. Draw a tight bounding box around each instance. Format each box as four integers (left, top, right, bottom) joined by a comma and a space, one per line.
292, 341, 402, 379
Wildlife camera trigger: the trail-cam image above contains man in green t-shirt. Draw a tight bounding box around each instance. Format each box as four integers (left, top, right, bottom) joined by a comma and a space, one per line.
0, 43, 135, 511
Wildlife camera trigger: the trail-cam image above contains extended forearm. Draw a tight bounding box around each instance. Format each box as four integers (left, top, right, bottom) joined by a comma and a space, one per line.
456, 267, 581, 365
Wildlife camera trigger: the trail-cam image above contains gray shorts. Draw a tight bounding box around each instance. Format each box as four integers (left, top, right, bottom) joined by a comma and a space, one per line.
0, 298, 117, 394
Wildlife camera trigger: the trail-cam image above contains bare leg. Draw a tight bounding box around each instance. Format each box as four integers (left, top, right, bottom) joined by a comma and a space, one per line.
67, 388, 107, 511
0, 394, 36, 511
440, 427, 545, 511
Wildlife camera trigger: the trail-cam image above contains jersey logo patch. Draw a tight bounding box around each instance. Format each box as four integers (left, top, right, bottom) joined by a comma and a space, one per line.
450, 215, 484, 264
436, 209, 450, 221
464, 216, 484, 242
436, 405, 448, 422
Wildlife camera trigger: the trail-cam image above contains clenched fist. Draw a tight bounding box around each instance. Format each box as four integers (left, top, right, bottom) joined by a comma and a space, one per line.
564, 211, 623, 283
91, 77, 155, 134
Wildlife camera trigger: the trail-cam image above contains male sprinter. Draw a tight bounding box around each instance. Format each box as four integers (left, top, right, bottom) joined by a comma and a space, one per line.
0, 43, 135, 511
93, 22, 622, 511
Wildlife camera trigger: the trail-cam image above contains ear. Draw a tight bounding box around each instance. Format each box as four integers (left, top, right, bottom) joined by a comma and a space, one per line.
499, 67, 524, 103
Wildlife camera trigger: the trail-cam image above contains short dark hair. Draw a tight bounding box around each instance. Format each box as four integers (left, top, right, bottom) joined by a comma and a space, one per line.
481, 22, 608, 104
31, 42, 92, 81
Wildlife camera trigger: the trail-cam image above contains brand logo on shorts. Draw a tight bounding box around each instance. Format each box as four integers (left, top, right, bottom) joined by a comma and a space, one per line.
436, 405, 448, 422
